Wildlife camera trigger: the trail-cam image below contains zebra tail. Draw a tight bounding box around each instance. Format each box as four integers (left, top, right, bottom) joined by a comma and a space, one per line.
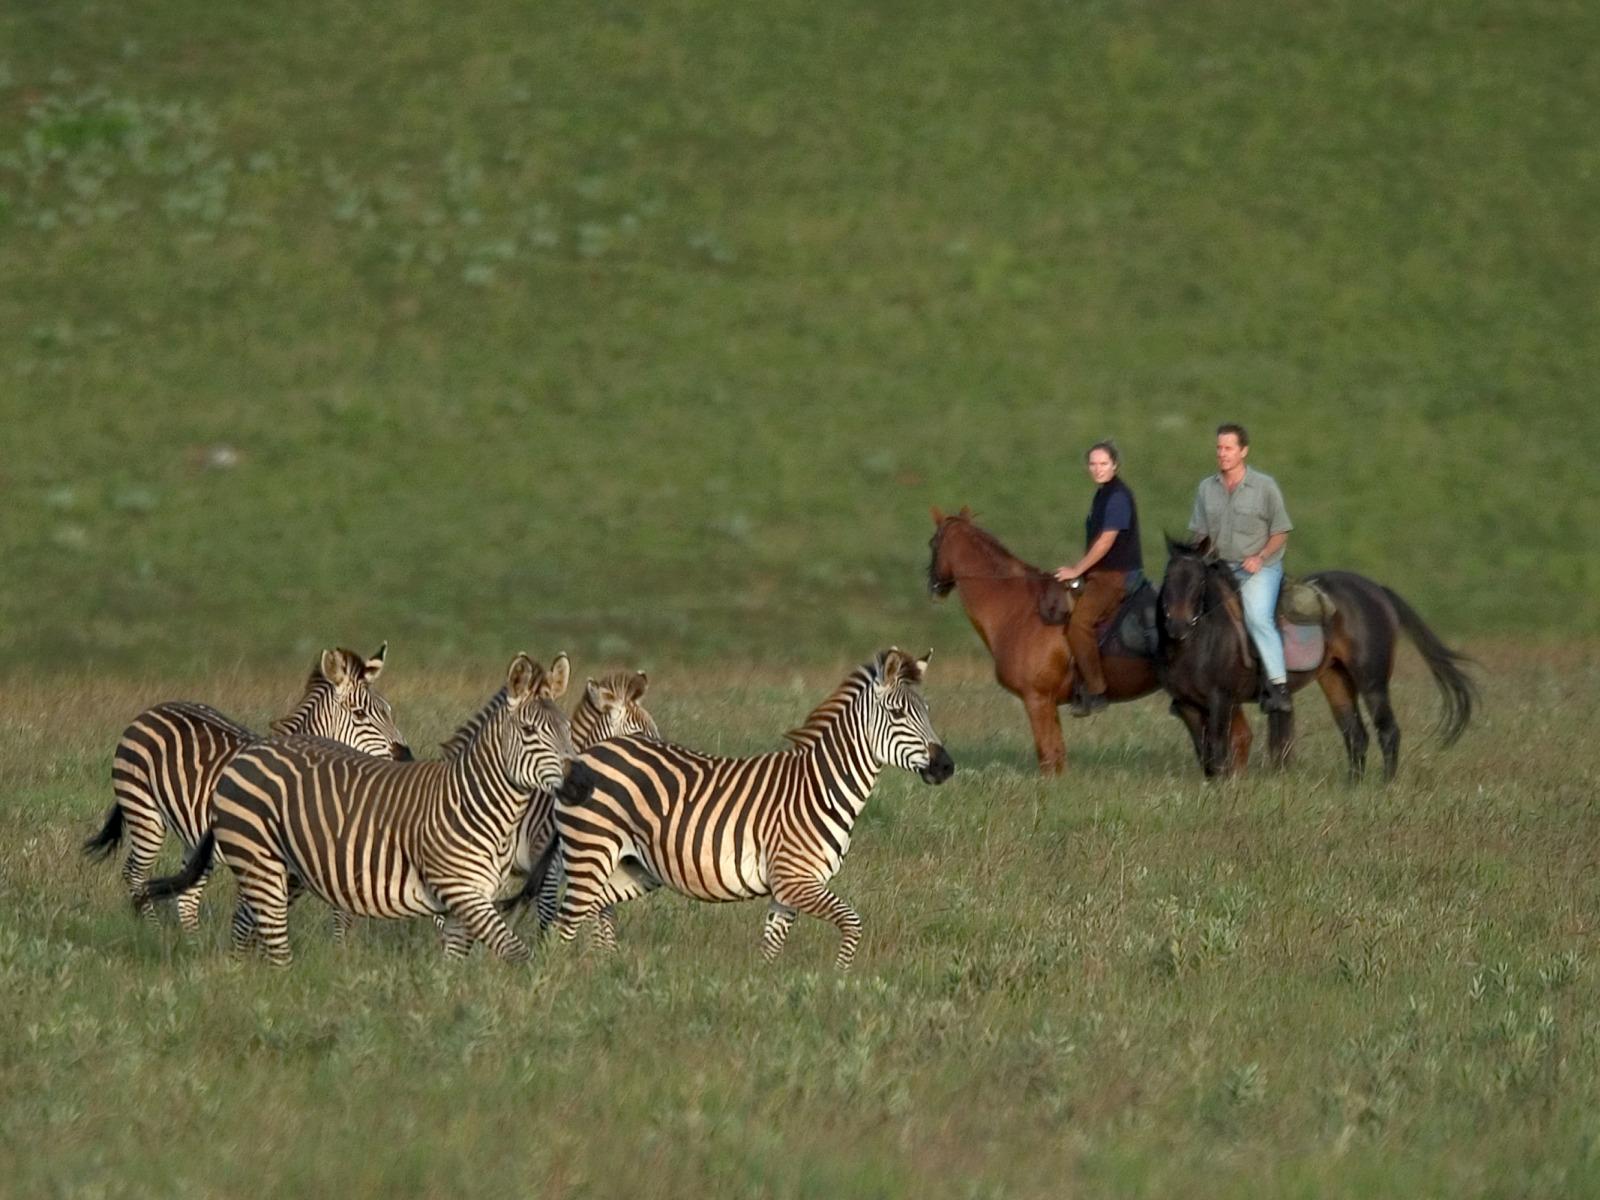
82, 805, 125, 862
1382, 585, 1478, 747
497, 836, 561, 915
133, 829, 216, 909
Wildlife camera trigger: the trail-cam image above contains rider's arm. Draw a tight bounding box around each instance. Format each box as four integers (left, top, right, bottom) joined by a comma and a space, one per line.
1242, 531, 1289, 573
1058, 530, 1118, 579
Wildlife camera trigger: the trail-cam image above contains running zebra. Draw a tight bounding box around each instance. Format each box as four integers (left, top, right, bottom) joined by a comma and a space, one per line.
331, 667, 660, 942
83, 645, 411, 931
137, 653, 574, 966
553, 648, 954, 969
499, 669, 660, 927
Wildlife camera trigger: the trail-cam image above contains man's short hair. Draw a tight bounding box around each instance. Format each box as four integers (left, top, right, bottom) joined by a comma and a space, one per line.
1085, 439, 1120, 467
1216, 422, 1249, 447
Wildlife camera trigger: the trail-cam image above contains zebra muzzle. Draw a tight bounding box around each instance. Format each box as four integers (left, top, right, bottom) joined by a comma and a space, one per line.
918, 744, 955, 784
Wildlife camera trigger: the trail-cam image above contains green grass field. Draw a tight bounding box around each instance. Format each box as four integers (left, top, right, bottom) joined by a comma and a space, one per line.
4, 648, 1599, 1198
4, 1, 1598, 1195
2, 0, 1596, 674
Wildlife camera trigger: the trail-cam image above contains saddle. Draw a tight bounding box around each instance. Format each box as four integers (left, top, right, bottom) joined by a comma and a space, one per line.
1220, 577, 1335, 674
1034, 577, 1160, 659
1274, 577, 1335, 672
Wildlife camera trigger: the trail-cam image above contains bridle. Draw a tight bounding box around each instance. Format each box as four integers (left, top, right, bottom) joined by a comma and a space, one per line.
1159, 560, 1224, 641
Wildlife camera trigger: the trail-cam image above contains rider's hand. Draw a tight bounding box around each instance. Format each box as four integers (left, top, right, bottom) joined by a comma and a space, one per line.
1242, 555, 1263, 574
1054, 566, 1079, 583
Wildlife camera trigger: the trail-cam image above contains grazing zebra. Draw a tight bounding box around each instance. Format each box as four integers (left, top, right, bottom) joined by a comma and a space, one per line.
137, 653, 574, 966
83, 645, 411, 931
553, 648, 954, 970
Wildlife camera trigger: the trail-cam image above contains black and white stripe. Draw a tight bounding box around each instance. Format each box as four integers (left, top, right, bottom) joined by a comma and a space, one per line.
553, 648, 954, 969
136, 654, 573, 966
84, 645, 410, 931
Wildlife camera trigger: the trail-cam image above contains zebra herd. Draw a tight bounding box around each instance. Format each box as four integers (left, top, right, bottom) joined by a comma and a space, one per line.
84, 644, 955, 969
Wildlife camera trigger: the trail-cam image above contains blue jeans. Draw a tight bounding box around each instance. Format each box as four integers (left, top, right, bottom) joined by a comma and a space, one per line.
1231, 562, 1286, 684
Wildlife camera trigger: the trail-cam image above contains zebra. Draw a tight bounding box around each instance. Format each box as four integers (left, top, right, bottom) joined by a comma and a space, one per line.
552, 648, 954, 970
329, 667, 660, 943
136, 653, 574, 966
83, 644, 411, 932
498, 668, 660, 928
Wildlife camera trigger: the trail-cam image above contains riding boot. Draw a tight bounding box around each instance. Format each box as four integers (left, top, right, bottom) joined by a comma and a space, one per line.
1261, 681, 1292, 714
1070, 690, 1109, 718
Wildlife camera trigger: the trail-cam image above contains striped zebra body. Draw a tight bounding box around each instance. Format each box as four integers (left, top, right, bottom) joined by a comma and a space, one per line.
502, 669, 659, 929
554, 649, 954, 969
85, 645, 410, 932
140, 654, 573, 966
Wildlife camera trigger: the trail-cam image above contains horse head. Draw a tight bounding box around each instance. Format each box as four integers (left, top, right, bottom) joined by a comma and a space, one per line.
926, 505, 974, 598
1159, 535, 1217, 641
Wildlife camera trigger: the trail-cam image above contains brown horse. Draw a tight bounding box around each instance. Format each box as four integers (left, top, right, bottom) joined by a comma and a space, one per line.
926, 506, 1240, 774
1159, 537, 1476, 780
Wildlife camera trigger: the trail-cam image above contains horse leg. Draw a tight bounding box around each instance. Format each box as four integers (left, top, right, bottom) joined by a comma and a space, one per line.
1316, 664, 1368, 782
1023, 690, 1066, 775
1265, 706, 1294, 771
1362, 684, 1401, 782
1170, 700, 1207, 769
1229, 707, 1255, 775
1202, 695, 1237, 777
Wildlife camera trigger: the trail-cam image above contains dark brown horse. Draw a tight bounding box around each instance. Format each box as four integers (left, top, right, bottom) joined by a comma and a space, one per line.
1159, 537, 1476, 780
926, 507, 1225, 774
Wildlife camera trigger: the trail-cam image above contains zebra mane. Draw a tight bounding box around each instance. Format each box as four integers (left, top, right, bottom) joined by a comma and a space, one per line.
268, 663, 335, 736
781, 661, 878, 748
440, 687, 509, 758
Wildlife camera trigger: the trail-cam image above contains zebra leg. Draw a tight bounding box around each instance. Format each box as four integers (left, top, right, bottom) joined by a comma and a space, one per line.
173, 855, 216, 936
331, 909, 356, 944
761, 902, 798, 962
438, 917, 475, 958
534, 858, 563, 935
232, 866, 294, 967
436, 888, 530, 963
230, 899, 258, 957
556, 836, 625, 946
118, 808, 168, 923
772, 876, 864, 971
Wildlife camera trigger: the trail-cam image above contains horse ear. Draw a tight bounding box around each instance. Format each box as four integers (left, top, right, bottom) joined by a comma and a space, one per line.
958, 504, 972, 519
930, 505, 945, 525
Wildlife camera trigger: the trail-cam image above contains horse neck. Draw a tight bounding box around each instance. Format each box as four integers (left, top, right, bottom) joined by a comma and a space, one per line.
940, 524, 1043, 640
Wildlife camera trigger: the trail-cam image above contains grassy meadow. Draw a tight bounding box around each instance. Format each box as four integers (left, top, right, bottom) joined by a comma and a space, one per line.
4, 0, 1599, 1196
4, 647, 1600, 1198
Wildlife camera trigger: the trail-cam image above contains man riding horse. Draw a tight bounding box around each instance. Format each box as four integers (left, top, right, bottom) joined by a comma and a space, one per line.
1187, 422, 1295, 716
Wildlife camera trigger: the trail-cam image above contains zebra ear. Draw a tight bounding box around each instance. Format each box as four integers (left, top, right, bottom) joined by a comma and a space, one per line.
878, 648, 909, 687
543, 653, 571, 701
507, 653, 541, 702
913, 649, 932, 681
321, 648, 354, 690
629, 670, 649, 700
363, 642, 388, 682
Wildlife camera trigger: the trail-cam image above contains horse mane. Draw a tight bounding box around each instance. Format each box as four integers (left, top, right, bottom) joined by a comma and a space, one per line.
782, 660, 877, 748
941, 515, 1054, 584
440, 687, 509, 757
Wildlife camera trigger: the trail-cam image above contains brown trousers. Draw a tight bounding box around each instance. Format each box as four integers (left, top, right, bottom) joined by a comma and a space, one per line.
1066, 569, 1128, 697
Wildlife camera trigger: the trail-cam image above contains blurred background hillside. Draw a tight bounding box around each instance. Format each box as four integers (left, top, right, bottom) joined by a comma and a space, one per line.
3, 0, 1594, 674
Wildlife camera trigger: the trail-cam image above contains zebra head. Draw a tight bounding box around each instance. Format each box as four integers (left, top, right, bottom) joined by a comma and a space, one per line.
579, 669, 660, 747
502, 652, 576, 791
273, 643, 413, 760
870, 648, 955, 785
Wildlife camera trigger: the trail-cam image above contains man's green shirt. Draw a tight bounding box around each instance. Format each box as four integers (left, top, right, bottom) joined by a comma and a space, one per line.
1188, 467, 1293, 566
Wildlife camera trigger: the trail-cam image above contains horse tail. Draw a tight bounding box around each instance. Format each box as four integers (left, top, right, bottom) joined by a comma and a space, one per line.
82, 805, 125, 862
133, 830, 216, 909
1382, 586, 1477, 746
